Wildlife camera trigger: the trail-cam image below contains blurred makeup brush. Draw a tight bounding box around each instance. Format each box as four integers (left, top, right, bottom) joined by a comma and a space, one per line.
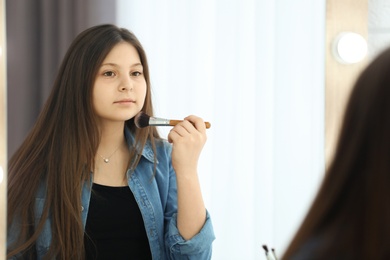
262, 245, 271, 260
262, 245, 277, 260
134, 112, 211, 129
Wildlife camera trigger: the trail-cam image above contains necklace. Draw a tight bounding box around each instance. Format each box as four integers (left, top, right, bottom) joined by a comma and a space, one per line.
98, 144, 121, 163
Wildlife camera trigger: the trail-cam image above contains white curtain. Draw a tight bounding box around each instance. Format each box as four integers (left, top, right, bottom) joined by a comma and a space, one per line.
117, 1, 326, 259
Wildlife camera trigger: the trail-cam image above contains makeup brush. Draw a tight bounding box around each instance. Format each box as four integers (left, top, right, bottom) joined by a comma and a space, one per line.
271, 248, 278, 260
262, 245, 277, 260
262, 245, 271, 260
134, 112, 211, 129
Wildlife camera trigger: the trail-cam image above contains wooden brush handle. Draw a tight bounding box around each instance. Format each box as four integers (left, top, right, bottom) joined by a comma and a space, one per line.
169, 120, 211, 129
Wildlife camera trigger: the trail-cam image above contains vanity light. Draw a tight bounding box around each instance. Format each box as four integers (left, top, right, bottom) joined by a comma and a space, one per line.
333, 32, 367, 64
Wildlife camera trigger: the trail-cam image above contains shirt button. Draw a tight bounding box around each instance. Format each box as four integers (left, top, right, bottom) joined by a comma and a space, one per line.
81, 206, 84, 211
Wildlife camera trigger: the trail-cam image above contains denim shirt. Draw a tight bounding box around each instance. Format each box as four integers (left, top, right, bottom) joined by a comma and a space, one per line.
8, 129, 215, 259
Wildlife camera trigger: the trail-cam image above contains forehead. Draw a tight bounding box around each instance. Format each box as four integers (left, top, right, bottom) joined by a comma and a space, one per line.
102, 42, 141, 64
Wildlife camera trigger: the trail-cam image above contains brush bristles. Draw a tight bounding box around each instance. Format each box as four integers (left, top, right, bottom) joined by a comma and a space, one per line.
134, 112, 150, 128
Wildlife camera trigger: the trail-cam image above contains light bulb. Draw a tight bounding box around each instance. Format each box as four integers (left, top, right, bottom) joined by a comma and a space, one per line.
333, 32, 367, 64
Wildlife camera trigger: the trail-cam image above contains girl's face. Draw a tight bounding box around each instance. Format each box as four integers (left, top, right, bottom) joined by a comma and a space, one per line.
92, 42, 147, 124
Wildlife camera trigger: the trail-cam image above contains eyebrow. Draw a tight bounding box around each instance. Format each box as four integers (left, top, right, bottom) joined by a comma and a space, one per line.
100, 62, 143, 68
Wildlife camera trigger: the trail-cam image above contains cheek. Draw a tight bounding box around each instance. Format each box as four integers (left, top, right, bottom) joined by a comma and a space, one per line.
138, 83, 148, 105
92, 94, 99, 112
92, 84, 106, 113
91, 94, 101, 116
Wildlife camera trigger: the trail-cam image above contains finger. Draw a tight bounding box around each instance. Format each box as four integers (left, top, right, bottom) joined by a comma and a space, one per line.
170, 120, 195, 137
167, 133, 173, 143
184, 115, 206, 133
168, 127, 184, 143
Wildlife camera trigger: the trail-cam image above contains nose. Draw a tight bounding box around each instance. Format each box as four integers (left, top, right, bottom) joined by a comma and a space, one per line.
119, 76, 133, 92
120, 86, 132, 91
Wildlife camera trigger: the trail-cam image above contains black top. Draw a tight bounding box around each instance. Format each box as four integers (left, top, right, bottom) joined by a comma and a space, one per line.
84, 183, 152, 260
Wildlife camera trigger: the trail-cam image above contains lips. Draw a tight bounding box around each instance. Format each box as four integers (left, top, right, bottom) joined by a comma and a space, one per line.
114, 98, 135, 104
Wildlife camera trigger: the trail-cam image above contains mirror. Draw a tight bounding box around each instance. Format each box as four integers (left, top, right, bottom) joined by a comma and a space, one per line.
3, 0, 383, 259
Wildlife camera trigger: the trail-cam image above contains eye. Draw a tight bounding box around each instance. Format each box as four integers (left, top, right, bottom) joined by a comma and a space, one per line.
131, 71, 143, 77
103, 71, 116, 77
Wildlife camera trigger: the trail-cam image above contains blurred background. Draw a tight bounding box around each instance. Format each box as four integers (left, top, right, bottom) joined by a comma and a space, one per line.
2, 0, 390, 259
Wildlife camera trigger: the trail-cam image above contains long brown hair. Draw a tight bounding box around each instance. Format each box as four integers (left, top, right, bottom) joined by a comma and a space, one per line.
283, 48, 390, 259
7, 24, 160, 259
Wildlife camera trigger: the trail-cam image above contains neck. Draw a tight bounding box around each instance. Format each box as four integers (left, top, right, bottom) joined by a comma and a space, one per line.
97, 122, 127, 156
93, 122, 130, 183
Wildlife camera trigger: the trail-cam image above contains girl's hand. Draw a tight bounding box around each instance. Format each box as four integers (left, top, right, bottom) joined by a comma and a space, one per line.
167, 115, 207, 175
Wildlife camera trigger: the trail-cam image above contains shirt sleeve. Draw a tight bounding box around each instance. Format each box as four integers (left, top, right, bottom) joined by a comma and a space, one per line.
161, 142, 215, 259
165, 210, 215, 259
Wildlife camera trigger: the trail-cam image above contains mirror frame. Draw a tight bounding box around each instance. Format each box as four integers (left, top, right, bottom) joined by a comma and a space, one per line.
0, 0, 7, 259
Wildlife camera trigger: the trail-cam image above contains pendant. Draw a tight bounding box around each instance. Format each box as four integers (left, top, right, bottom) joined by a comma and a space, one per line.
104, 158, 109, 163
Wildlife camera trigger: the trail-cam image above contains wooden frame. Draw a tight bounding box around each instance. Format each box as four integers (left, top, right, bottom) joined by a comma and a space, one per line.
325, 0, 368, 166
0, 0, 6, 259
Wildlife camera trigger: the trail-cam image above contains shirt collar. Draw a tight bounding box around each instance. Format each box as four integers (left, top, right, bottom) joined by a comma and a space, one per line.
124, 127, 155, 163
